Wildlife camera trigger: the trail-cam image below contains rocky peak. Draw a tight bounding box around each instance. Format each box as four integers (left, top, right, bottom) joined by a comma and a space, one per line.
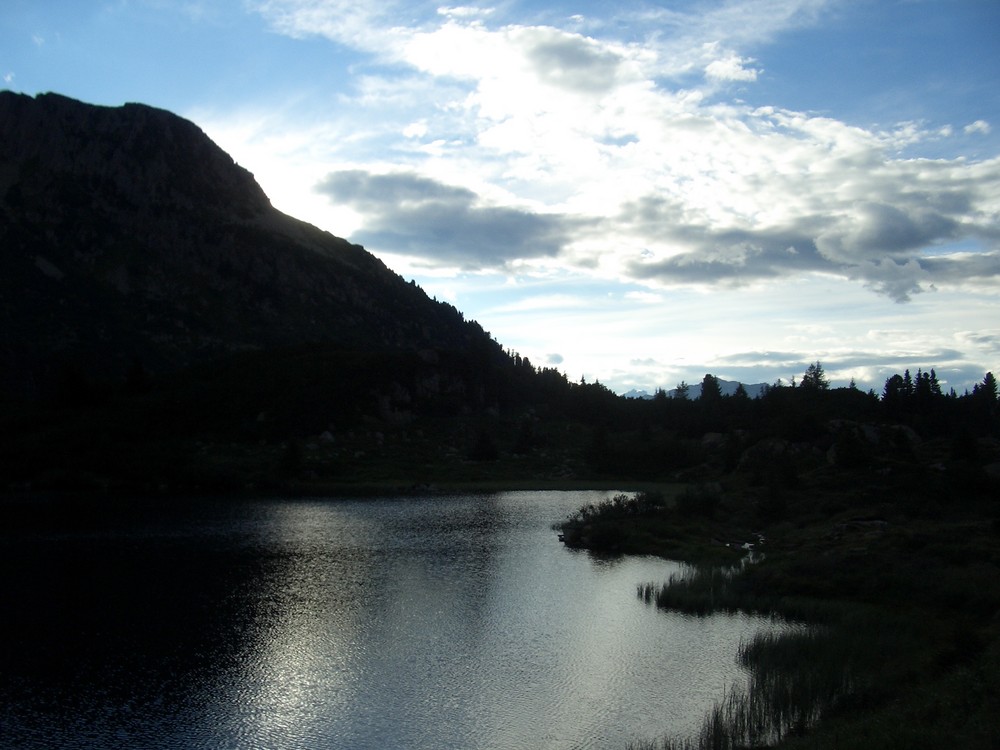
0, 91, 270, 219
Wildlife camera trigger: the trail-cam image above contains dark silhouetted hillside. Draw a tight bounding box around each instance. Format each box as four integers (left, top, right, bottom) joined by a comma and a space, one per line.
0, 91, 497, 400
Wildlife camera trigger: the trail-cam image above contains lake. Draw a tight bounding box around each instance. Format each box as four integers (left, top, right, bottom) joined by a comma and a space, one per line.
1, 491, 779, 749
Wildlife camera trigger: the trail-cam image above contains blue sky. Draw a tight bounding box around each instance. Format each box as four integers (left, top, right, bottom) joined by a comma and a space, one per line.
3, 0, 999, 394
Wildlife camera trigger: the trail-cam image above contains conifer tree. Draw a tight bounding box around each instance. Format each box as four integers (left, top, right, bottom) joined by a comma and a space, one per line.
700, 373, 722, 402
973, 372, 998, 404
801, 361, 829, 390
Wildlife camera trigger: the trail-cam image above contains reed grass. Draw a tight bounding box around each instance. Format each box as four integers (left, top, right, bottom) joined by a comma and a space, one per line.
633, 564, 927, 750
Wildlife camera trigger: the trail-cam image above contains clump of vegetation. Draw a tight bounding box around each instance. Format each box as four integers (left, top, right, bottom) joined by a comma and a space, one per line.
557, 491, 667, 552
632, 563, 985, 750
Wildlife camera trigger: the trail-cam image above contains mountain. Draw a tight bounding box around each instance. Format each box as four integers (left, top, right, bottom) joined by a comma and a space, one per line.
623, 381, 769, 400
669, 379, 769, 400
0, 91, 497, 400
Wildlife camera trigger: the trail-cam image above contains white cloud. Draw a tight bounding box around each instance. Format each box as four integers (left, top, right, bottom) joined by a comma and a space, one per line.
244, 0, 1000, 308
965, 119, 991, 135
702, 43, 760, 82
437, 6, 494, 19
705, 54, 759, 81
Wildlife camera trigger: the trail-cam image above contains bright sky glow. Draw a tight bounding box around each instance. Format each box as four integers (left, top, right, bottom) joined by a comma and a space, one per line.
3, 0, 998, 394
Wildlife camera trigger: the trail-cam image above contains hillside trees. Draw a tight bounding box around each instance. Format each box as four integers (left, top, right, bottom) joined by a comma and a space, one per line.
801, 361, 829, 390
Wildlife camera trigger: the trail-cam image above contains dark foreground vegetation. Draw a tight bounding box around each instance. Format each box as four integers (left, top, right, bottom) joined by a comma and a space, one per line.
4, 351, 999, 748
557, 370, 999, 749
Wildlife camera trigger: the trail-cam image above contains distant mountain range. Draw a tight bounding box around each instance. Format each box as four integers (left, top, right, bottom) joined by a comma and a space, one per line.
622, 379, 769, 400
0, 92, 499, 399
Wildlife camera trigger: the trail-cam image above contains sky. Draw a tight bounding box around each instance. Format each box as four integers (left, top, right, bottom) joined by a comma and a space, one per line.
3, 0, 999, 395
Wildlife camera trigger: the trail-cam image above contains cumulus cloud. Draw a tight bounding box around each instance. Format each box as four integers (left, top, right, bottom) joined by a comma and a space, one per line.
848, 258, 932, 303
254, 0, 1000, 302
702, 42, 760, 82
525, 32, 625, 93
315, 170, 583, 268
965, 120, 991, 135
705, 54, 759, 81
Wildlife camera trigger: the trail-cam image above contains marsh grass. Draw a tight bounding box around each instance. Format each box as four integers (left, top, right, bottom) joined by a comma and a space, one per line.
634, 564, 927, 750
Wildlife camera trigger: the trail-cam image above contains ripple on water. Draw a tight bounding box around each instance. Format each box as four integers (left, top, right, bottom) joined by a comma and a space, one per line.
1, 493, 786, 750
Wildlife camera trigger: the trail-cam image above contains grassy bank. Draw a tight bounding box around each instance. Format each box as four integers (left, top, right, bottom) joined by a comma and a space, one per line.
559, 467, 1000, 749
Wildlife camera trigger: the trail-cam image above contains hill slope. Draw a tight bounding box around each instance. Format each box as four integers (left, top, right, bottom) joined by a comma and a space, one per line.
0, 91, 494, 399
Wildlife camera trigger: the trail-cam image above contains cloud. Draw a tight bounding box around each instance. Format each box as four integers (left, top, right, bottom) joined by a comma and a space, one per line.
848, 258, 932, 303
717, 351, 805, 367
438, 6, 494, 20
702, 42, 760, 82
709, 347, 980, 391
965, 120, 991, 135
315, 170, 584, 268
523, 31, 626, 93
252, 0, 1000, 302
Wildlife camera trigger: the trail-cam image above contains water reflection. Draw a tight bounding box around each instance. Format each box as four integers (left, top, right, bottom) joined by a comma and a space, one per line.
1, 492, 783, 749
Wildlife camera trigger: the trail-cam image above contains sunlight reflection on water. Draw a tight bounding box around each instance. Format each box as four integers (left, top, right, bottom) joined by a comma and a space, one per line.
1, 492, 785, 749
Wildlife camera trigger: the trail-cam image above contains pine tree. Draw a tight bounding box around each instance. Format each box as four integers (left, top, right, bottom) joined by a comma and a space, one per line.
929, 369, 942, 396
973, 372, 998, 404
801, 361, 829, 390
700, 374, 722, 402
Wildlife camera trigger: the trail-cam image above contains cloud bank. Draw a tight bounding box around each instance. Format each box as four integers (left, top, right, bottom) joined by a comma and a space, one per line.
315, 170, 582, 268
250, 0, 1000, 302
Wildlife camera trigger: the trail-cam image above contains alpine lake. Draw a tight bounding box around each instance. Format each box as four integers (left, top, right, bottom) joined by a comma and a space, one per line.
1, 491, 786, 749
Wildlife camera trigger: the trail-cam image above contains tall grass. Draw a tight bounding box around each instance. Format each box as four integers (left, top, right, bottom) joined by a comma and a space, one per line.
637, 566, 741, 616
637, 561, 846, 624
633, 567, 921, 749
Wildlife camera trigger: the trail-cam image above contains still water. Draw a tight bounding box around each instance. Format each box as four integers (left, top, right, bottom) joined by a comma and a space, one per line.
2, 491, 777, 749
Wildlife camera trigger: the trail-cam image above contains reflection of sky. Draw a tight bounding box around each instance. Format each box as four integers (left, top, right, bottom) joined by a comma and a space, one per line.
215, 501, 380, 747
201, 493, 785, 749
0, 494, 787, 749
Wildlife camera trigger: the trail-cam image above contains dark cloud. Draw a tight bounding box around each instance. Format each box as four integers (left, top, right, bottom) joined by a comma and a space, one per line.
316, 170, 585, 268
546, 353, 565, 365
617, 191, 996, 302
818, 202, 960, 262
320, 170, 474, 206
525, 32, 623, 93
921, 251, 1000, 284
625, 224, 833, 288
848, 258, 930, 303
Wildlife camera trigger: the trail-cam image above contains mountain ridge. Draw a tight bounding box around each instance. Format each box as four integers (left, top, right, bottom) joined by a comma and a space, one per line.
0, 91, 500, 399
623, 380, 769, 400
